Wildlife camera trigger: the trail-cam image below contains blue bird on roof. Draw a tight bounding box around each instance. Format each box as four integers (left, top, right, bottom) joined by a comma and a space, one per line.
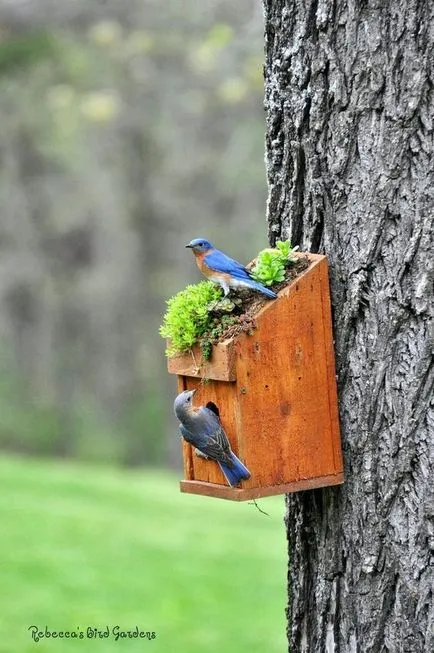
174, 389, 251, 487
186, 238, 277, 299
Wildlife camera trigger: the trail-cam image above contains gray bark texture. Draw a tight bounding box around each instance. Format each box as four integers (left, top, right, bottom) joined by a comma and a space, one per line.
263, 1, 433, 651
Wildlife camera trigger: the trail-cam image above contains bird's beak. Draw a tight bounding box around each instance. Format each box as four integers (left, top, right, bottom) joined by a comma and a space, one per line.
185, 243, 193, 248
186, 388, 197, 401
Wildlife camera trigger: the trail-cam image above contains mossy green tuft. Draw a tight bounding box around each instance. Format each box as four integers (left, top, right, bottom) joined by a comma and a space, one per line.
159, 281, 222, 356
199, 314, 240, 361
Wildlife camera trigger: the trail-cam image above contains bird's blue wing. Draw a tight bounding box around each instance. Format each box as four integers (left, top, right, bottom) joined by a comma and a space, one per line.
180, 419, 226, 454
182, 407, 231, 463
200, 406, 223, 434
204, 250, 251, 280
199, 408, 232, 452
179, 424, 202, 447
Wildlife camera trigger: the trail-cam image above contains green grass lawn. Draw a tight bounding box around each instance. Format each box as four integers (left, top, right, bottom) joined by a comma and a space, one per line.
0, 455, 287, 653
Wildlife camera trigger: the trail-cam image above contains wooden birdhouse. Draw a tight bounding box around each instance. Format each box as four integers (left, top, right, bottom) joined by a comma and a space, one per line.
168, 253, 344, 501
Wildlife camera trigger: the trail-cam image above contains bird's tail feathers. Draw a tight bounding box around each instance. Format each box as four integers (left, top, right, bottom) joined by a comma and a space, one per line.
219, 453, 251, 487
246, 279, 277, 299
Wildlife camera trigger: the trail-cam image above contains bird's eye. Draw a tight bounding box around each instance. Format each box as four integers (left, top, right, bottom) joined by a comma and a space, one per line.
187, 397, 191, 402
198, 242, 204, 246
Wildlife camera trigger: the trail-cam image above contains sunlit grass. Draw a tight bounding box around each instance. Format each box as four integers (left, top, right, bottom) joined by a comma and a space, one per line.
0, 455, 287, 653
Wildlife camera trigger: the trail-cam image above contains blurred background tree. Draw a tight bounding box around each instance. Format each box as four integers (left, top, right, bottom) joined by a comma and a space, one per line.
0, 0, 268, 468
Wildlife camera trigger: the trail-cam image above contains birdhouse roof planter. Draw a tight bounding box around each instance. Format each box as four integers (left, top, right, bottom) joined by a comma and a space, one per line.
167, 338, 236, 382
168, 253, 344, 501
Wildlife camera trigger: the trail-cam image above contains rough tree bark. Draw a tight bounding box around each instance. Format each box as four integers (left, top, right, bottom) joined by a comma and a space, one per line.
263, 1, 433, 651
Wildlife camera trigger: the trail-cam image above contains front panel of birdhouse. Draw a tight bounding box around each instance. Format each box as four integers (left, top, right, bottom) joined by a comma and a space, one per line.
169, 254, 344, 500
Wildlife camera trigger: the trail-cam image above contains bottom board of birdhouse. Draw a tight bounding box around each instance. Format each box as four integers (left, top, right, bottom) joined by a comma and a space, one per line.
180, 472, 344, 501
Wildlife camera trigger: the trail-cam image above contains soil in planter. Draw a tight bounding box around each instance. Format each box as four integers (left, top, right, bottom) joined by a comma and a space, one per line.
199, 254, 310, 358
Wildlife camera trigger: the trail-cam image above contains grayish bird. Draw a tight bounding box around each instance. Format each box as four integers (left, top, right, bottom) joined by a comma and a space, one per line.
174, 389, 251, 486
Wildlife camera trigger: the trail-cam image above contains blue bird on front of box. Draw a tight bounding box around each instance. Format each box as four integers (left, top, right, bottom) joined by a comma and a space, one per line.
174, 389, 251, 487
186, 238, 277, 299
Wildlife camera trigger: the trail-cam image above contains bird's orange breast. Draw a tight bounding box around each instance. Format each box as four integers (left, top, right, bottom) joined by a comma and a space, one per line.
193, 251, 233, 284
194, 251, 214, 277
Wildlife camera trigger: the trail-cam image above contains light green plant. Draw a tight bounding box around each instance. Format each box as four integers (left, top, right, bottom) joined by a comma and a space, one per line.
275, 239, 292, 259
159, 281, 222, 356
250, 239, 296, 287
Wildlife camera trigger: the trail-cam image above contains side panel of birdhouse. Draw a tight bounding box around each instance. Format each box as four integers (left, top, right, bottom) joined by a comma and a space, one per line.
234, 257, 343, 489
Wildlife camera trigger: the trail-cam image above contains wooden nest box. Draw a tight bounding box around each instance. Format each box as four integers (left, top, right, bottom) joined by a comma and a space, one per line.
168, 254, 344, 501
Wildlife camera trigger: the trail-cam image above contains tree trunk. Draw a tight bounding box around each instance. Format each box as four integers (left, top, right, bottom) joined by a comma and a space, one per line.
263, 1, 433, 651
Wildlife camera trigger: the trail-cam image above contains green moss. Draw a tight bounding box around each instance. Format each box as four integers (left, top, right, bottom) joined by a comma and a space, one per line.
159, 281, 222, 356
199, 314, 240, 361
250, 239, 296, 286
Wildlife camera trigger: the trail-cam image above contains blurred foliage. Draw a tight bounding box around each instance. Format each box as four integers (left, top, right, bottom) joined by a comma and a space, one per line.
0, 31, 55, 73
0, 1, 267, 467
0, 365, 63, 455
0, 361, 166, 465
